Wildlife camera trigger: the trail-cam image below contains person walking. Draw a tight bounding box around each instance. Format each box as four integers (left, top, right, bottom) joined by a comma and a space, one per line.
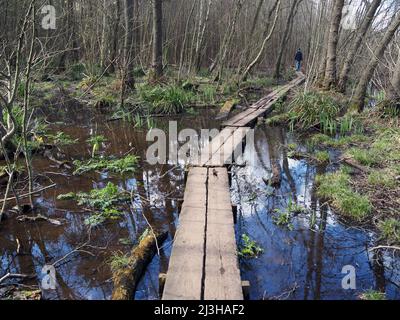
295, 48, 303, 72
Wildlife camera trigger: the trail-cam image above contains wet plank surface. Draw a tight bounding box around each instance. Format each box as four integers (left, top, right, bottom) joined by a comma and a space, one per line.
205, 167, 243, 300
162, 168, 208, 300
162, 167, 242, 300
222, 73, 305, 127
163, 73, 305, 300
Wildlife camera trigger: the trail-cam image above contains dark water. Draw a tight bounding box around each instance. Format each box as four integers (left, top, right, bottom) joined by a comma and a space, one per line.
232, 125, 400, 300
1, 100, 399, 300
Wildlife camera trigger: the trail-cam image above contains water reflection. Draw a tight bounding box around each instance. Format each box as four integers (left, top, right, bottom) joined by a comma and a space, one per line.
232, 124, 400, 300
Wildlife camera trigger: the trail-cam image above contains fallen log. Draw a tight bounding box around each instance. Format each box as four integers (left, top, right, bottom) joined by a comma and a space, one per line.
112, 231, 168, 300
216, 99, 237, 120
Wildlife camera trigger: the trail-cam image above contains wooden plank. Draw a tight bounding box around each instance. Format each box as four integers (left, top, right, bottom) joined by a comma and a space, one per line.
197, 127, 236, 166
222, 74, 305, 128
205, 127, 250, 167
204, 168, 243, 300
162, 167, 208, 300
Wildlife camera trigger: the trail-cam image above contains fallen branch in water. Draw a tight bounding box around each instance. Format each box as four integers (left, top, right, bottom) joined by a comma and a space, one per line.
0, 273, 36, 284
112, 231, 168, 300
17, 214, 64, 226
0, 184, 56, 204
369, 245, 400, 252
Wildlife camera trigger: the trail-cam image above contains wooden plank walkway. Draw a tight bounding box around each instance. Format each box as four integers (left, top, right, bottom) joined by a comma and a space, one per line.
162, 73, 305, 300
162, 167, 243, 300
222, 72, 305, 128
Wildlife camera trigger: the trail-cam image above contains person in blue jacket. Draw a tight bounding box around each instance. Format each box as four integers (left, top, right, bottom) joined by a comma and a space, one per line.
295, 48, 303, 72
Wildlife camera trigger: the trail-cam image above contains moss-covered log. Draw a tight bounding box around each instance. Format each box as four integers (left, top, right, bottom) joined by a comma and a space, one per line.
111, 231, 168, 300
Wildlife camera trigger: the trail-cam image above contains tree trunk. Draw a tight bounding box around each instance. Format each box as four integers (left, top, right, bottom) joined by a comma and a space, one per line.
387, 49, 400, 101
323, 0, 345, 90
274, 0, 300, 79
337, 0, 382, 92
110, 0, 121, 73
151, 0, 163, 81
123, 0, 135, 88
351, 13, 400, 112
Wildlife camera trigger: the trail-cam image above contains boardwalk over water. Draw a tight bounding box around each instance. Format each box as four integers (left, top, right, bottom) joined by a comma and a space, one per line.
162, 73, 305, 300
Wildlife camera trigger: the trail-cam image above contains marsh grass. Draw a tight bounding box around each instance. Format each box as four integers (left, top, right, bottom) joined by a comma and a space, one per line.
138, 84, 193, 114
288, 90, 341, 133
378, 219, 400, 245
316, 170, 372, 222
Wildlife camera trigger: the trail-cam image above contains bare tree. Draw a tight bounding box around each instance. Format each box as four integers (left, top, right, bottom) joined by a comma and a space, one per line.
151, 0, 164, 81
323, 0, 345, 90
351, 12, 400, 112
338, 0, 382, 92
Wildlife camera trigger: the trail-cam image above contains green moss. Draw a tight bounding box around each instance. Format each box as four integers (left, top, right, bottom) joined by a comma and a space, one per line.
378, 219, 400, 245
316, 170, 372, 222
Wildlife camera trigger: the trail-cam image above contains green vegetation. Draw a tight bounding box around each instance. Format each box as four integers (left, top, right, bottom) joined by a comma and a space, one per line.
109, 252, 130, 272
138, 84, 194, 114
46, 131, 78, 147
272, 199, 306, 230
238, 234, 264, 259
367, 169, 397, 188
288, 90, 341, 133
87, 135, 108, 158
57, 182, 129, 227
315, 150, 330, 163
378, 219, 400, 245
73, 155, 139, 175
316, 170, 372, 222
359, 290, 386, 300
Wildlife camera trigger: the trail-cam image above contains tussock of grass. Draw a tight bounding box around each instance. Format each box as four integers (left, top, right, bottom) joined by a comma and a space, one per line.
138, 84, 193, 114
316, 170, 372, 222
288, 90, 341, 133
378, 219, 400, 245
309, 133, 369, 148
345, 128, 400, 167
367, 169, 397, 188
315, 150, 330, 163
